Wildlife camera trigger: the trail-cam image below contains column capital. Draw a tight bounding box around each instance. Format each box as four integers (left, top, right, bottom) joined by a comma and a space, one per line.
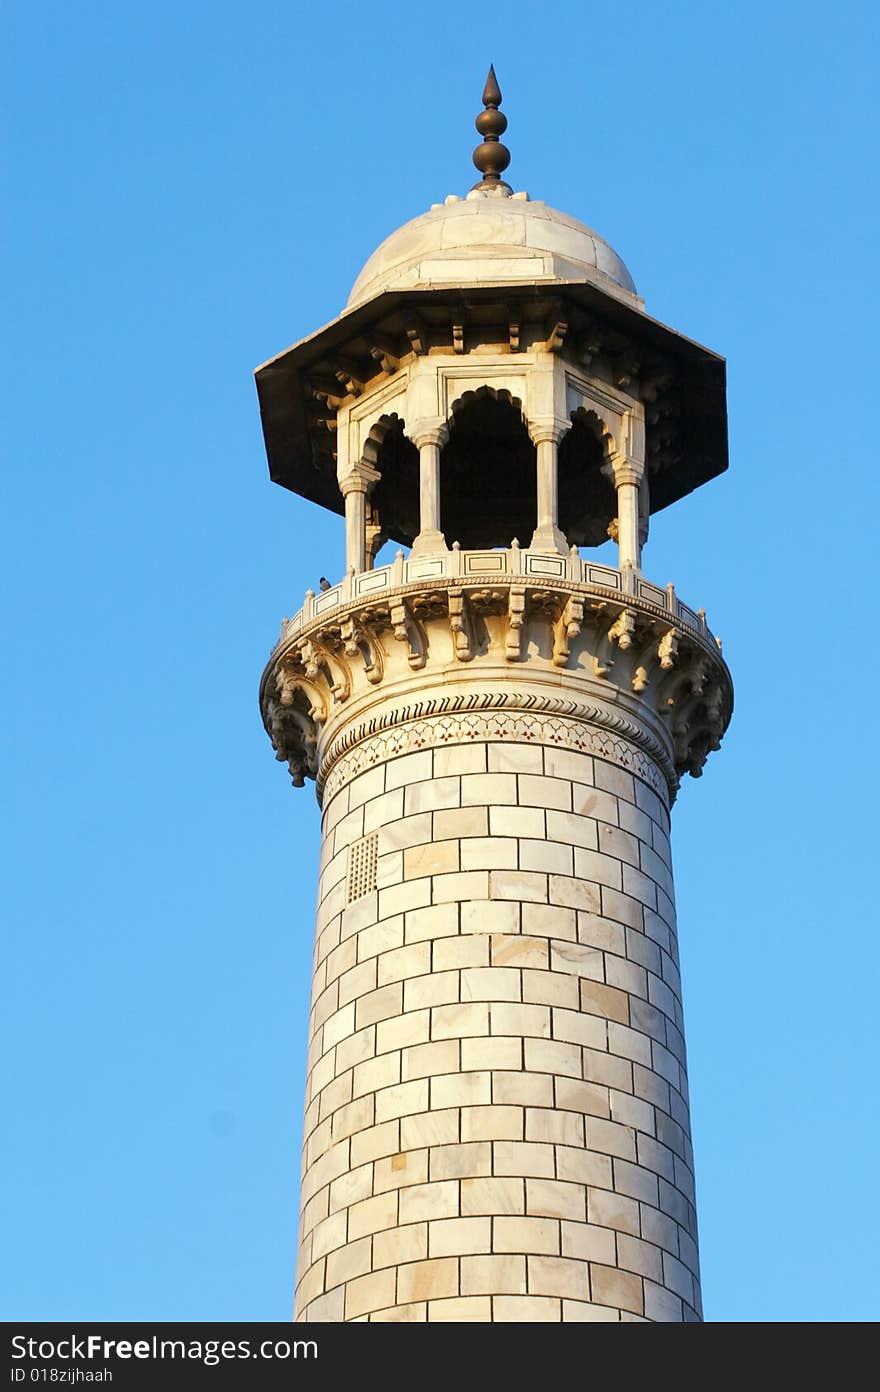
609, 454, 645, 489
339, 462, 380, 497
527, 416, 569, 447
408, 417, 449, 451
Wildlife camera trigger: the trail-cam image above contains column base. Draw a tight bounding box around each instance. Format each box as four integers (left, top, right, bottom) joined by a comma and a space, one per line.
410, 528, 448, 557
528, 523, 568, 555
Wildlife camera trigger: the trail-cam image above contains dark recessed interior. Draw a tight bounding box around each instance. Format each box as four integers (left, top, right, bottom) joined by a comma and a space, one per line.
372, 418, 420, 546
439, 391, 536, 549
558, 413, 617, 548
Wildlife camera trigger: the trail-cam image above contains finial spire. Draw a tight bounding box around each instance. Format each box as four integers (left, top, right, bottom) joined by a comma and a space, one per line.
471, 64, 512, 194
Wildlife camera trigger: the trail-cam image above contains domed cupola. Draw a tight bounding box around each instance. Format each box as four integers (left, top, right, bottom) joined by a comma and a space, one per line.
255, 68, 727, 560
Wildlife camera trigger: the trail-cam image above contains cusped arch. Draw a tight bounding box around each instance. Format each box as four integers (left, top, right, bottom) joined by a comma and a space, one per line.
558, 407, 619, 549
361, 412, 420, 548
440, 385, 536, 549
564, 406, 618, 462
448, 383, 526, 428
361, 411, 406, 470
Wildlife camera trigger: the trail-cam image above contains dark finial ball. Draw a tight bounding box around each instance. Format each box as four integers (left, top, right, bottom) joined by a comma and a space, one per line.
472, 141, 511, 177
476, 108, 507, 139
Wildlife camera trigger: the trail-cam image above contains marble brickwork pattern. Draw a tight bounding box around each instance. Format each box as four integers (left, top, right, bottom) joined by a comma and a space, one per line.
294, 735, 701, 1323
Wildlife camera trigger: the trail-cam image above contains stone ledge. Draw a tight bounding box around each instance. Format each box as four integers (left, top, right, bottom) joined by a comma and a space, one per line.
259, 560, 732, 797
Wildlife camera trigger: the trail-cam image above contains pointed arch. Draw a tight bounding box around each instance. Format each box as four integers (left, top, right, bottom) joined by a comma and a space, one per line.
558, 407, 618, 549
439, 386, 536, 548
361, 412, 420, 548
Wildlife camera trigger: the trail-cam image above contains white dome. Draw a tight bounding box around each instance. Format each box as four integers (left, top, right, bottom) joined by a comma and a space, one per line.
346, 189, 638, 309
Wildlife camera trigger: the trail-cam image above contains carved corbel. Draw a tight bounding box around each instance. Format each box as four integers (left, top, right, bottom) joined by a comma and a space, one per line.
671, 716, 694, 776
657, 667, 692, 719
608, 607, 637, 651
469, 589, 508, 617
689, 655, 710, 696
658, 628, 680, 670
264, 696, 318, 789
703, 681, 725, 725
580, 600, 613, 677
505, 585, 527, 661
334, 360, 365, 397
340, 616, 384, 686
552, 594, 584, 668
300, 634, 350, 704
297, 638, 321, 682
340, 617, 359, 659
390, 597, 428, 670
669, 678, 726, 778
659, 646, 727, 777
275, 662, 299, 707
593, 654, 613, 679
683, 731, 712, 779
275, 660, 327, 725
545, 320, 568, 353
309, 377, 347, 407
405, 317, 429, 356
627, 623, 665, 696
448, 587, 473, 661
368, 334, 401, 375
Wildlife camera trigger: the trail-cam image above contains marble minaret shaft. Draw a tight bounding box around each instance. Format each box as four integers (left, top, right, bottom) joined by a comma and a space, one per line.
256, 73, 731, 1323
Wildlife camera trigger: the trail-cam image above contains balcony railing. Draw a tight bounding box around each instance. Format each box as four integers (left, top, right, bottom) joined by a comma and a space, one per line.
274, 545, 717, 651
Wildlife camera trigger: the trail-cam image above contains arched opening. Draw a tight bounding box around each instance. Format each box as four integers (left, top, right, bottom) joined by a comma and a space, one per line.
558, 411, 617, 549
439, 388, 536, 549
367, 415, 420, 549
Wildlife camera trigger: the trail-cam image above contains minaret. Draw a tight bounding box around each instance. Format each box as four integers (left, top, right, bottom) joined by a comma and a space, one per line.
256, 72, 732, 1323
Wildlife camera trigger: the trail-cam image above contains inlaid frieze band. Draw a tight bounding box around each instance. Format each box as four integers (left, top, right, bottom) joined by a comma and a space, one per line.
319, 699, 672, 806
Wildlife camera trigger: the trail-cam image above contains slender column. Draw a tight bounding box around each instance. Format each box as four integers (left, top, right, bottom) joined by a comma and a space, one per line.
639, 472, 650, 550
528, 422, 567, 555
611, 457, 645, 573
339, 465, 379, 575
410, 423, 448, 557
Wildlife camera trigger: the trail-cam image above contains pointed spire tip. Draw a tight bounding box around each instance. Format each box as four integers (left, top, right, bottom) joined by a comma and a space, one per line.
471, 64, 512, 193
482, 65, 502, 108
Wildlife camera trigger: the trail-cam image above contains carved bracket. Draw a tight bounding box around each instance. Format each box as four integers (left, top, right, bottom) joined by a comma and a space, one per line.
390, 597, 428, 670
275, 660, 327, 725
658, 628, 680, 670
303, 632, 351, 704
340, 616, 384, 686
608, 607, 637, 651
263, 694, 319, 788
448, 587, 474, 661
505, 585, 527, 661
552, 595, 584, 668
261, 569, 732, 792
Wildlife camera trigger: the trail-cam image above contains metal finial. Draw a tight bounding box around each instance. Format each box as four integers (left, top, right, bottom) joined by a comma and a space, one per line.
471, 65, 512, 193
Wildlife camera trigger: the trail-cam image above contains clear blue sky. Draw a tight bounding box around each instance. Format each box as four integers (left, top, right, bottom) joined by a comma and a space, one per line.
3, 0, 878, 1323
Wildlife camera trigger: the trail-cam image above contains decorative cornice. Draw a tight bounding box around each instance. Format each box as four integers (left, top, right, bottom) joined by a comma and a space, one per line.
259, 558, 732, 799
